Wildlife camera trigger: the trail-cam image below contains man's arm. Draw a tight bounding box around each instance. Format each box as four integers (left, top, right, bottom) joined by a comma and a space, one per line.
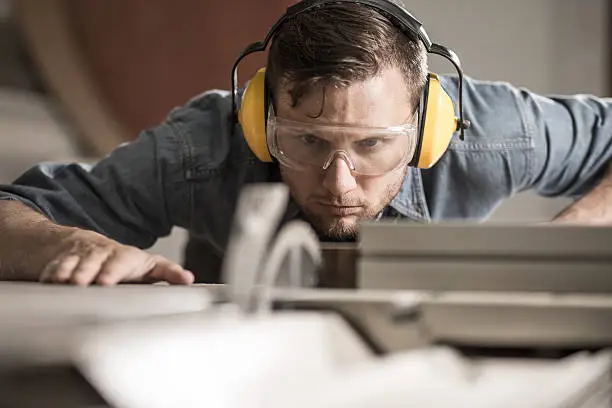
2, 127, 180, 247
429, 77, 612, 222
553, 164, 612, 224
522, 90, 612, 195
0, 116, 191, 283
0, 200, 68, 281
0, 89, 236, 284
522, 89, 612, 223
0, 200, 193, 284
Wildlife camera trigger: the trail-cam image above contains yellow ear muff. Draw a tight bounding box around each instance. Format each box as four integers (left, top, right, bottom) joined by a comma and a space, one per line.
417, 73, 459, 169
239, 68, 273, 162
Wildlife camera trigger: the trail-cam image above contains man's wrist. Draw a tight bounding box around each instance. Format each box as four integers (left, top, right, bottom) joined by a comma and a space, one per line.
0, 202, 75, 281
552, 165, 612, 225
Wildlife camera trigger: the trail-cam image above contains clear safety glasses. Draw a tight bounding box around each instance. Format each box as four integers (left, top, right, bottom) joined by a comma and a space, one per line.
266, 108, 418, 176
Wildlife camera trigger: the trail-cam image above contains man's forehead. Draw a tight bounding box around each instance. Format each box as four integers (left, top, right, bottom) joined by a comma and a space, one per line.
274, 68, 414, 127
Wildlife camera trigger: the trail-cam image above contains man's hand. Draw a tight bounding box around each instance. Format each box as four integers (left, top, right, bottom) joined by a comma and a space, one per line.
0, 200, 194, 285
38, 228, 194, 286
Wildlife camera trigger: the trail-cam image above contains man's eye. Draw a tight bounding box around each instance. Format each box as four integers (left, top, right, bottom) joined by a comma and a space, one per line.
358, 138, 381, 148
300, 134, 320, 145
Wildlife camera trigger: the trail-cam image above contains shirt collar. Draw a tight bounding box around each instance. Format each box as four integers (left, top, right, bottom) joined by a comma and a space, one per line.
388, 167, 431, 222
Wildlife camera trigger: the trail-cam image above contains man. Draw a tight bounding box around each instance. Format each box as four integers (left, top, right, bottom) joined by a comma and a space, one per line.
1, 1, 611, 286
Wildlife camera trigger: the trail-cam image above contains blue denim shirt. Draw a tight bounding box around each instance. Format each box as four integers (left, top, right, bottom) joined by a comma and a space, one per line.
2, 75, 611, 282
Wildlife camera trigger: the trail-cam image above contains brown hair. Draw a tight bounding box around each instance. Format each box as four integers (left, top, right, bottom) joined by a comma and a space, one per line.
266, 2, 428, 110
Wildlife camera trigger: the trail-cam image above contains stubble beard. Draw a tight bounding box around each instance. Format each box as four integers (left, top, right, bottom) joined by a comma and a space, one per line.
281, 166, 407, 242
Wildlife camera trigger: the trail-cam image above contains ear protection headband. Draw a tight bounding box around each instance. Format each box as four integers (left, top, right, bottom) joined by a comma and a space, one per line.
231, 0, 470, 169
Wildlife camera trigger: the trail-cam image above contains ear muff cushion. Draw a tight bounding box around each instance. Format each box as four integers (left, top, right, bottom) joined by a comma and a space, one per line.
417, 73, 458, 169
239, 68, 273, 162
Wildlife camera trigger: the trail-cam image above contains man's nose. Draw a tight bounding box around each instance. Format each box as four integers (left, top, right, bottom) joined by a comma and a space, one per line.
322, 156, 357, 196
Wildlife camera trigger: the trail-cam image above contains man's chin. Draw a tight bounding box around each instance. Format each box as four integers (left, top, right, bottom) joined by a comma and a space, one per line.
315, 216, 360, 242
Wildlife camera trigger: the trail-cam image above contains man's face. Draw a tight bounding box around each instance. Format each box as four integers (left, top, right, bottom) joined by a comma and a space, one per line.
276, 67, 414, 240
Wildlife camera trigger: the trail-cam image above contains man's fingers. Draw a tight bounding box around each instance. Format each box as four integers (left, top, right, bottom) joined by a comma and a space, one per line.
38, 240, 194, 287
95, 249, 150, 286
40, 255, 80, 284
39, 258, 60, 282
54, 255, 82, 283
70, 250, 111, 286
146, 258, 195, 285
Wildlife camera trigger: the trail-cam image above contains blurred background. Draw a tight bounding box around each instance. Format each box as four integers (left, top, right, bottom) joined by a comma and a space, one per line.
0, 0, 609, 262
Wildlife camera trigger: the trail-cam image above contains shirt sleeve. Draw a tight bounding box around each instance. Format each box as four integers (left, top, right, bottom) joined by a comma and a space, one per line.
0, 121, 187, 249
521, 90, 612, 198
426, 76, 612, 221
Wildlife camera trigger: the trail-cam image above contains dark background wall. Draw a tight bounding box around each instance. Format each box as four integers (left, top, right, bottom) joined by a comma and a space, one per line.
66, 0, 290, 136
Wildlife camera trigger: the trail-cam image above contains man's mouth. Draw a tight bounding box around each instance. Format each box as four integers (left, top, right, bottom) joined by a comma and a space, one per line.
317, 202, 363, 216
